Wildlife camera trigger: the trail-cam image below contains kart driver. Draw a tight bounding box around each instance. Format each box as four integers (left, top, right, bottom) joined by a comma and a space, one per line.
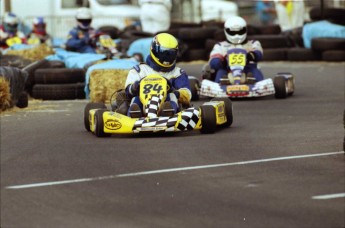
208, 15, 264, 83
65, 7, 99, 53
124, 33, 191, 118
27, 17, 52, 45
0, 12, 27, 50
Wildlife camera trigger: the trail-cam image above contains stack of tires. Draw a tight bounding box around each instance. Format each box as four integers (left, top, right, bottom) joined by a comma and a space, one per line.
20, 59, 86, 100
30, 61, 86, 100
285, 7, 345, 62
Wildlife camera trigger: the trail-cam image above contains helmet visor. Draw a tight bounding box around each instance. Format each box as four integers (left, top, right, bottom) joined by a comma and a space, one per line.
5, 23, 18, 33
225, 27, 247, 36
151, 43, 178, 66
77, 19, 92, 27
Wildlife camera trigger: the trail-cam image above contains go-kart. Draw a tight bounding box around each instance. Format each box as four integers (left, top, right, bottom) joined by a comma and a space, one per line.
84, 74, 233, 137
199, 48, 295, 99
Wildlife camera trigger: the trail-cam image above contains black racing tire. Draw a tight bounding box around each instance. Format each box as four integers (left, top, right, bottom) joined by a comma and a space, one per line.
98, 26, 121, 39
34, 68, 85, 84
322, 50, 345, 62
188, 78, 200, 101
211, 97, 233, 127
16, 91, 29, 108
247, 35, 290, 49
205, 39, 218, 54
22, 59, 49, 93
262, 49, 287, 61
94, 109, 111, 137
309, 7, 345, 24
274, 76, 288, 99
213, 29, 226, 41
84, 102, 107, 131
40, 60, 66, 69
286, 48, 321, 61
200, 105, 216, 134
185, 49, 208, 61
32, 83, 85, 100
311, 38, 345, 52
178, 27, 217, 40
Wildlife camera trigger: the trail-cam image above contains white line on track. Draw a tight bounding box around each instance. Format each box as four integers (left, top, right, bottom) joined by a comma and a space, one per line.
5, 151, 344, 190
312, 193, 345, 200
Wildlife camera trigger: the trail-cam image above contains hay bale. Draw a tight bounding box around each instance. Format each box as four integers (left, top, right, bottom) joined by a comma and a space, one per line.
89, 69, 129, 103
6, 44, 55, 61
0, 76, 13, 112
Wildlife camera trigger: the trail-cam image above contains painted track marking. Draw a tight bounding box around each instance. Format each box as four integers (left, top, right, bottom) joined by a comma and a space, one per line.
312, 193, 345, 200
5, 151, 344, 190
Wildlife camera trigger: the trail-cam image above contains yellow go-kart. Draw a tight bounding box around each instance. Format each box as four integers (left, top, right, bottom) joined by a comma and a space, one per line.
84, 74, 233, 137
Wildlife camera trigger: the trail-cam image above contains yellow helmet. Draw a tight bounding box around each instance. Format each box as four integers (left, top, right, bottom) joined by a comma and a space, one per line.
150, 33, 178, 68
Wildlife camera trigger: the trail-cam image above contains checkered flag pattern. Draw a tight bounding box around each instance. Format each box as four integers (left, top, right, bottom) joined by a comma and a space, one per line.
177, 107, 200, 131
145, 94, 163, 118
132, 107, 200, 133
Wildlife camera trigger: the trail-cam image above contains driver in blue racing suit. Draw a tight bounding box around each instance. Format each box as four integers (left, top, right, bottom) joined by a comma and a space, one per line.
65, 7, 98, 53
125, 33, 191, 118
209, 16, 264, 83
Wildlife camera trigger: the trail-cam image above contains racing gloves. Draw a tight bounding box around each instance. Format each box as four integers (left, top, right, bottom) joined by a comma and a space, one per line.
129, 81, 140, 96
174, 89, 191, 106
246, 52, 256, 62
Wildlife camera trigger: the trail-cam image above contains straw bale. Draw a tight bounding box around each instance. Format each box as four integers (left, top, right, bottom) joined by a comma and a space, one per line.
6, 44, 54, 61
89, 69, 129, 103
0, 76, 13, 111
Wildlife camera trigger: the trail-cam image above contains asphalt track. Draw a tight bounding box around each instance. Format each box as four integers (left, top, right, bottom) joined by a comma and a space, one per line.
1, 61, 344, 228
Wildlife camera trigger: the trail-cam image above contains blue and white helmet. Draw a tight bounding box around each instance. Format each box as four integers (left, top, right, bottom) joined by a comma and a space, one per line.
4, 12, 19, 34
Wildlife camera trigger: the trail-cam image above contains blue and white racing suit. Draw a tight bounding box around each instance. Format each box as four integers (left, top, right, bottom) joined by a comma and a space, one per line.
209, 40, 264, 83
66, 27, 98, 54
125, 56, 191, 116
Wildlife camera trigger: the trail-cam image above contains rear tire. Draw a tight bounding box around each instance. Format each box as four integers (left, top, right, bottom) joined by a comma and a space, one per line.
211, 97, 233, 127
274, 76, 288, 99
84, 102, 107, 131
200, 105, 216, 134
189, 78, 200, 101
94, 109, 111, 137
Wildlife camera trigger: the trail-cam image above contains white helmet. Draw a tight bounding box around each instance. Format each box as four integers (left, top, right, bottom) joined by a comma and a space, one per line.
76, 7, 92, 29
224, 16, 247, 44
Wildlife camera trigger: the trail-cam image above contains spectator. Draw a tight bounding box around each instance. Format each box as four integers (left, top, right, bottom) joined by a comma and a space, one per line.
275, 0, 305, 31
0, 12, 27, 50
255, 0, 277, 25
138, 0, 172, 34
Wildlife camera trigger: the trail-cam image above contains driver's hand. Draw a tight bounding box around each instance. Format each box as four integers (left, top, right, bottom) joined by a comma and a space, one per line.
247, 52, 256, 62
129, 81, 140, 96
176, 89, 191, 106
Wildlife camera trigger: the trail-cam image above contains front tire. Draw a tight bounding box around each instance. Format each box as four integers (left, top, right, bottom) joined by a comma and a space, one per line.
84, 102, 107, 131
211, 97, 233, 127
274, 76, 288, 99
200, 105, 216, 134
94, 109, 111, 137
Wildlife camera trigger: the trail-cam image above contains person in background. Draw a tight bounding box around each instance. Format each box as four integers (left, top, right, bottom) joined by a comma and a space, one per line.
125, 33, 191, 118
0, 12, 27, 50
27, 17, 52, 45
275, 0, 305, 31
65, 7, 99, 53
255, 0, 277, 25
138, 0, 172, 34
208, 16, 264, 83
